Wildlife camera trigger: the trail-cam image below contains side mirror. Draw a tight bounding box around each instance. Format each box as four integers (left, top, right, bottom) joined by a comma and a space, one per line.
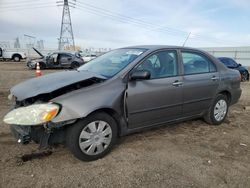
130, 70, 151, 81
238, 63, 242, 67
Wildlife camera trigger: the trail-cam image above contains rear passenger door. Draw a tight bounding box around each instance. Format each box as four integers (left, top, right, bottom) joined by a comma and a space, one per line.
181, 50, 219, 117
59, 53, 72, 67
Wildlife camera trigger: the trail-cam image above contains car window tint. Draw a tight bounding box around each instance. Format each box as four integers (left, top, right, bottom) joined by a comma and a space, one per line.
136, 51, 178, 79
182, 52, 216, 75
219, 58, 236, 67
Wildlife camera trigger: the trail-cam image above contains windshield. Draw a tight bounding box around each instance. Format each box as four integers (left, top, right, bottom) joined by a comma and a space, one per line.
78, 48, 147, 78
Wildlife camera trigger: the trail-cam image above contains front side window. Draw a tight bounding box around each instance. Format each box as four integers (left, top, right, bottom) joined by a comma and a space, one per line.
135, 51, 178, 79
182, 52, 216, 75
78, 48, 147, 78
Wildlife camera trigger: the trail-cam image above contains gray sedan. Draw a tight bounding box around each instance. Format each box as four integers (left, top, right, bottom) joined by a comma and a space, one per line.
27, 48, 84, 69
4, 45, 242, 161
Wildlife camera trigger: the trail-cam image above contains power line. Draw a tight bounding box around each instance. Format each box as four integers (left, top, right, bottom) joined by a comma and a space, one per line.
1, 0, 49, 5
1, 5, 56, 12
75, 0, 249, 46
76, 6, 186, 37
1, 0, 248, 46
1, 2, 56, 9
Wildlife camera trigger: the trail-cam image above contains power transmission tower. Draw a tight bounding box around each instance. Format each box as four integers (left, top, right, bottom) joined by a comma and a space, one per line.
58, 0, 75, 51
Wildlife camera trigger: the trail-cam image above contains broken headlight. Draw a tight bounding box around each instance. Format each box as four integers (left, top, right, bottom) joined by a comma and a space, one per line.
3, 103, 60, 126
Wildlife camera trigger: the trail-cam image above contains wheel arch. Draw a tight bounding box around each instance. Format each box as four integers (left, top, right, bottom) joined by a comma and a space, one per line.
39, 61, 46, 69
12, 53, 22, 59
218, 90, 231, 104
86, 108, 126, 137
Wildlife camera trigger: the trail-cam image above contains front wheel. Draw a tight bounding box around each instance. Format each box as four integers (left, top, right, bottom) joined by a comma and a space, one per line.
66, 112, 118, 161
241, 71, 249, 82
71, 61, 80, 69
204, 94, 229, 125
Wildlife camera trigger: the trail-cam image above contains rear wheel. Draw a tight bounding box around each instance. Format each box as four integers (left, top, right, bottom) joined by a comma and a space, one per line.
204, 94, 228, 125
13, 54, 21, 62
66, 112, 118, 161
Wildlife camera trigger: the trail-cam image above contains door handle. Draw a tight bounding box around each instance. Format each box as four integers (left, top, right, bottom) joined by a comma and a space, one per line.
211, 76, 219, 81
172, 81, 183, 87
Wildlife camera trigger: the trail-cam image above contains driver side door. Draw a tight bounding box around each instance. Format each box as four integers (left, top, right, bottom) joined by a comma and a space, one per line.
48, 53, 59, 67
126, 50, 183, 129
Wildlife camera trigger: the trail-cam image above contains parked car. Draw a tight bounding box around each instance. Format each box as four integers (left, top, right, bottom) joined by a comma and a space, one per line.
82, 54, 97, 62
218, 57, 249, 82
4, 45, 242, 161
0, 47, 26, 62
27, 48, 84, 69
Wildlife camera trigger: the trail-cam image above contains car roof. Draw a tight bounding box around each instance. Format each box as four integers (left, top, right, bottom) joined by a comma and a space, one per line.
121, 45, 202, 51
218, 57, 232, 59
52, 51, 76, 55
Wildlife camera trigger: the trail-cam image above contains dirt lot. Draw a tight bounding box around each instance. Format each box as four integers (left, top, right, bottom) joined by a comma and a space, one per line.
0, 61, 250, 188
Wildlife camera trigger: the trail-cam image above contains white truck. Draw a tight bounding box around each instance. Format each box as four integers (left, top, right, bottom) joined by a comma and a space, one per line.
0, 47, 27, 62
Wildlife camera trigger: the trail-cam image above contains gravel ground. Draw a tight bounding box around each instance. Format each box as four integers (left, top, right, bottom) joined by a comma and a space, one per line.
0, 61, 250, 188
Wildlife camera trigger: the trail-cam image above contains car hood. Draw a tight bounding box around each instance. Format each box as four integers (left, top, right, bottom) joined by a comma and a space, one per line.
33, 47, 44, 58
11, 70, 106, 101
236, 66, 248, 72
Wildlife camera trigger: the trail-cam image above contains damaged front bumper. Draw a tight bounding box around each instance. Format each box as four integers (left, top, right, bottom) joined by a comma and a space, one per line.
10, 125, 31, 144
10, 124, 67, 148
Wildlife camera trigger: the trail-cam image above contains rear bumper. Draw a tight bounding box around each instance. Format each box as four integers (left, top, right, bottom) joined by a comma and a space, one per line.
230, 88, 242, 105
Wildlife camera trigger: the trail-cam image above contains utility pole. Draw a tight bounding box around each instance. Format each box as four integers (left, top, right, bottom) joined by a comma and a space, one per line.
57, 0, 75, 51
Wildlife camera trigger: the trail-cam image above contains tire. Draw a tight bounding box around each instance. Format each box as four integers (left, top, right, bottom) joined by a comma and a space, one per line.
13, 54, 21, 62
39, 62, 46, 70
204, 94, 229, 125
71, 61, 80, 69
241, 71, 249, 82
66, 112, 118, 161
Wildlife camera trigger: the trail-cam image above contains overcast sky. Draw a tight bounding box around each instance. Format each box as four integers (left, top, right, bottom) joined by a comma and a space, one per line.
0, 0, 250, 49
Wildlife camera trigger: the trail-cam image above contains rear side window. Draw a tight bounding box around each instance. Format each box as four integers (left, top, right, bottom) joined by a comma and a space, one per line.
181, 52, 216, 75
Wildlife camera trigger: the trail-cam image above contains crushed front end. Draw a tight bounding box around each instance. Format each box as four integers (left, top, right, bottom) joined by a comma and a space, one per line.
4, 93, 73, 148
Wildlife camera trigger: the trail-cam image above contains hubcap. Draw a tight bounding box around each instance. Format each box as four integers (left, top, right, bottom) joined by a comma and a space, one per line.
79, 121, 112, 155
214, 99, 227, 121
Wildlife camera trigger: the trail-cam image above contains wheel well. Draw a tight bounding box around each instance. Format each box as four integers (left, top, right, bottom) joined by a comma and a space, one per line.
12, 53, 22, 59
88, 108, 122, 136
39, 62, 46, 68
72, 61, 79, 65
219, 90, 231, 103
